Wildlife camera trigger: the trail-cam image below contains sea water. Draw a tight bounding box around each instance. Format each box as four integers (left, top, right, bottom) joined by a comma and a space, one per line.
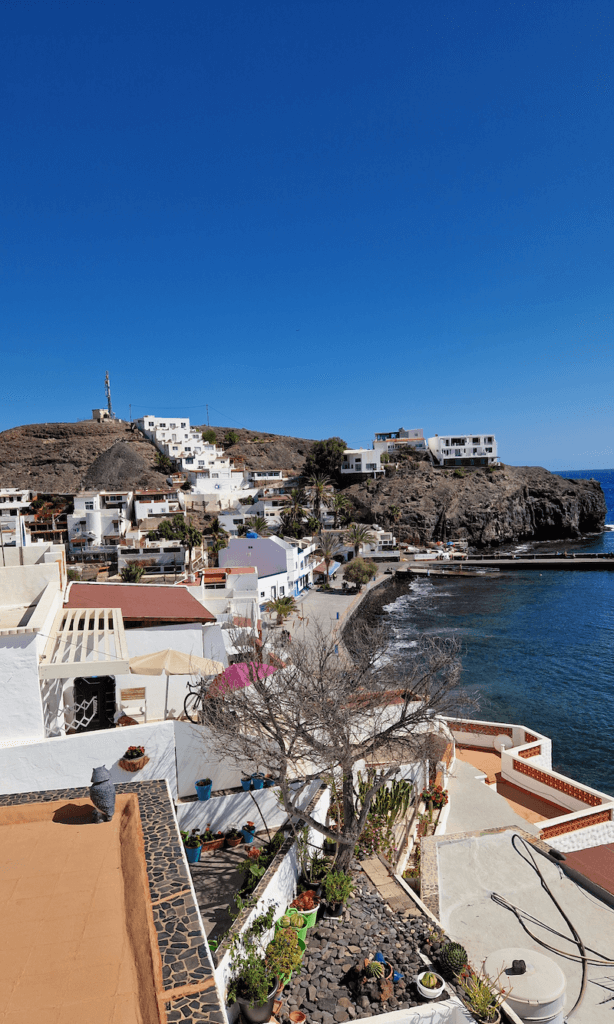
383, 469, 614, 795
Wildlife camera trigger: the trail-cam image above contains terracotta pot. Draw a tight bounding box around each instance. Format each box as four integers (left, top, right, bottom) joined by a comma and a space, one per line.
118, 754, 149, 772
200, 838, 225, 853
226, 836, 243, 848
289, 1013, 306, 1024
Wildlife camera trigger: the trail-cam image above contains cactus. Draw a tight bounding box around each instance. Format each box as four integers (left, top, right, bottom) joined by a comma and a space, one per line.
366, 960, 384, 979
421, 972, 440, 989
438, 942, 468, 976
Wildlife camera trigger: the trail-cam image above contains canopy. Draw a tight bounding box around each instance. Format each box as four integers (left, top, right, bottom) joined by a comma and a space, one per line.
129, 649, 224, 676
313, 560, 341, 577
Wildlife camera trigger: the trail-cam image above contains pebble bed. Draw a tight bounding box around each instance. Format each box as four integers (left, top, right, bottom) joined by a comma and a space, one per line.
279, 870, 468, 1023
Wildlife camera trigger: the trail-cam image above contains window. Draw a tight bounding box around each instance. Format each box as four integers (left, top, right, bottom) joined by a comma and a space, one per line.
486, 436, 493, 443
212, 473, 219, 478
148, 422, 154, 427
472, 437, 480, 444
198, 461, 205, 468
280, 586, 285, 596
261, 591, 265, 598
473, 448, 478, 454
454, 449, 462, 457
170, 422, 176, 428
444, 439, 450, 446
366, 463, 376, 470
181, 422, 186, 427
451, 437, 466, 445
485, 447, 492, 453
85, 502, 94, 511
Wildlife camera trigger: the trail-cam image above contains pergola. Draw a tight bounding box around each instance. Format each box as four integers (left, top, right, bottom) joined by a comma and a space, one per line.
39, 606, 130, 679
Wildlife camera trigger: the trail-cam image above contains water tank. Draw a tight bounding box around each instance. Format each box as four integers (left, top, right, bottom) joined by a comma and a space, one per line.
245, 531, 259, 538
483, 947, 566, 1024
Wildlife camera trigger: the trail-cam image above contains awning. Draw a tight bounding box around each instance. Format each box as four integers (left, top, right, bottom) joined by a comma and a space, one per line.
39, 607, 130, 679
314, 560, 341, 577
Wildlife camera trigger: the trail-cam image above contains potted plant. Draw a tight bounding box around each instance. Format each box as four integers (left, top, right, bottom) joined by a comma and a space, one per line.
416, 970, 445, 1000
228, 949, 278, 1024
118, 745, 149, 772
322, 869, 355, 918
289, 889, 320, 928
241, 774, 252, 791
252, 772, 265, 790
225, 826, 244, 848
264, 773, 277, 788
199, 825, 225, 852
242, 821, 257, 845
437, 941, 468, 979
457, 968, 505, 1023
195, 777, 213, 800
265, 927, 304, 987
183, 828, 203, 864
286, 911, 307, 941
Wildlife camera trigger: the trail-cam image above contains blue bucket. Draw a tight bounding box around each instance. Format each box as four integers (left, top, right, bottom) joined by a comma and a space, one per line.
185, 845, 202, 864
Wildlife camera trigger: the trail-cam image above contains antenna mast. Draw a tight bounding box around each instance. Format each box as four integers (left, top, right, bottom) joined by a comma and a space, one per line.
104, 371, 114, 419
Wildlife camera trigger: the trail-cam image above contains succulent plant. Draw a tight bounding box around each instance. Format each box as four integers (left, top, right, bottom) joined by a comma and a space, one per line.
438, 942, 468, 976
421, 972, 440, 989
366, 960, 384, 979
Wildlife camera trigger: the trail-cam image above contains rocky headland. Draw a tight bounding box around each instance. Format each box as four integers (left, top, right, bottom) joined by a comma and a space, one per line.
341, 459, 605, 549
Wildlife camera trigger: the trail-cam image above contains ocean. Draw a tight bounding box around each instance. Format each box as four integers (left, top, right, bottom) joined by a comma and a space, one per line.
383, 469, 614, 795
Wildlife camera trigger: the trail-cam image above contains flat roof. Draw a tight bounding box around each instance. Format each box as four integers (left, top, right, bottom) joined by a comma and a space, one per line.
66, 582, 215, 622
226, 566, 257, 574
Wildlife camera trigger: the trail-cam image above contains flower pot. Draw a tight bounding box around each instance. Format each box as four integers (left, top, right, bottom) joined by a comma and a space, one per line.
264, 776, 276, 788
225, 836, 243, 848
195, 781, 213, 800
185, 844, 202, 864
299, 877, 323, 898
416, 970, 445, 1000
236, 977, 279, 1024
290, 903, 318, 929
241, 778, 252, 791
200, 838, 225, 853
252, 774, 265, 790
242, 826, 256, 844
118, 754, 149, 773
324, 900, 344, 919
289, 1012, 306, 1024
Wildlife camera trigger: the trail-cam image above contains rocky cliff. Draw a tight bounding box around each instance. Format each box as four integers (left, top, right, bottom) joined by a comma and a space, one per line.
341, 460, 606, 549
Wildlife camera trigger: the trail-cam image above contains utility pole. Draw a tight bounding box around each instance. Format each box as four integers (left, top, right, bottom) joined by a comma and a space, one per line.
206, 404, 209, 427
105, 371, 114, 419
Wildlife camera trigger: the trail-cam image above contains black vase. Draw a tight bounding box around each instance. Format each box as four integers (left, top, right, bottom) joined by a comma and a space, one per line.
235, 978, 279, 1024
90, 765, 116, 822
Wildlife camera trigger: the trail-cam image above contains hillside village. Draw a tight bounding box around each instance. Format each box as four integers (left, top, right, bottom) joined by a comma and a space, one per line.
0, 408, 612, 1024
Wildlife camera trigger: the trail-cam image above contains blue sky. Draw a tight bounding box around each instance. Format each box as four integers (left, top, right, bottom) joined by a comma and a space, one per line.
1, 0, 613, 469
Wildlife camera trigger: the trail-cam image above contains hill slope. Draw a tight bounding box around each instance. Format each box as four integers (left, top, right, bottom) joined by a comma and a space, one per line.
0, 421, 169, 492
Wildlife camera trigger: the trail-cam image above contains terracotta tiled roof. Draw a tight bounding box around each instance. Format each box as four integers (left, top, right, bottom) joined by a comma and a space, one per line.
65, 583, 215, 622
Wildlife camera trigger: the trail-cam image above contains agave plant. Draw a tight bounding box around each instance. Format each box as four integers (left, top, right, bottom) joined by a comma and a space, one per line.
438, 941, 468, 976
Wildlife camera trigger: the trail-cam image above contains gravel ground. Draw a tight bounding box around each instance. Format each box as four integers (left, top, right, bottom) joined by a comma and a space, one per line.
279, 870, 466, 1023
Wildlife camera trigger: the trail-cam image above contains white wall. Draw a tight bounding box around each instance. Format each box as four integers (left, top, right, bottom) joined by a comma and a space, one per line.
0, 720, 178, 798
174, 719, 246, 798
0, 632, 46, 740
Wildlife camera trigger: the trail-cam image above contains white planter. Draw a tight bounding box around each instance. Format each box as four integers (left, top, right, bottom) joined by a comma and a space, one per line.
416, 971, 445, 1000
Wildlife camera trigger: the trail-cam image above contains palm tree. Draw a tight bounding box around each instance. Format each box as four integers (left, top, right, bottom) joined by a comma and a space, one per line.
244, 515, 270, 536
326, 492, 351, 528
317, 532, 342, 582
306, 516, 320, 535
208, 517, 228, 566
120, 562, 145, 582
307, 473, 330, 522
288, 488, 308, 524
344, 522, 376, 559
265, 595, 297, 625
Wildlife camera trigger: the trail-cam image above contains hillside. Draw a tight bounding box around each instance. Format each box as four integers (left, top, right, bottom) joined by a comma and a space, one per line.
341, 458, 606, 548
196, 425, 316, 473
0, 420, 169, 492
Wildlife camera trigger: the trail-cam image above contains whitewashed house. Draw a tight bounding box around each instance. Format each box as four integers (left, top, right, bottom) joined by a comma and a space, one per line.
219, 535, 317, 604
132, 488, 185, 521
373, 427, 427, 455
67, 491, 134, 556
340, 448, 384, 476
428, 433, 498, 467
336, 526, 400, 562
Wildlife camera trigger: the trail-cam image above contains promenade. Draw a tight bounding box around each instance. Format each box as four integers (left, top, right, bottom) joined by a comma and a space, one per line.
284, 565, 397, 642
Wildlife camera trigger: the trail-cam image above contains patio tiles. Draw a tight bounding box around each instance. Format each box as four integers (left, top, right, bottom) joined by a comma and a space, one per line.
189, 845, 250, 938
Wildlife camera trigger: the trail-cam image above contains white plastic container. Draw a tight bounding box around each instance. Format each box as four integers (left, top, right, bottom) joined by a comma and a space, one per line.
484, 947, 566, 1024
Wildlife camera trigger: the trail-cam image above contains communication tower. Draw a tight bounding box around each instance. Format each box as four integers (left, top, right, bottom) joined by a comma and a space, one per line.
104, 371, 114, 419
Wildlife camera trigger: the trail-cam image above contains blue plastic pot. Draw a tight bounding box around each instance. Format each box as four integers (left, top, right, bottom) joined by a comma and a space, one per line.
195, 781, 213, 801
264, 777, 276, 788
241, 778, 252, 791
185, 844, 202, 864
242, 826, 256, 844
252, 775, 264, 790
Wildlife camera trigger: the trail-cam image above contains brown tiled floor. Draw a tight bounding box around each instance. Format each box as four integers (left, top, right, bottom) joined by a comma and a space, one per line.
565, 843, 614, 897
455, 746, 568, 824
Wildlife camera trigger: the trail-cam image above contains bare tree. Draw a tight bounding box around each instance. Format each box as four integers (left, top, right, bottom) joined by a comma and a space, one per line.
198, 619, 466, 872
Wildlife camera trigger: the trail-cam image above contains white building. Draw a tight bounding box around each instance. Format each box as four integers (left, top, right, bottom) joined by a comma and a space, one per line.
132, 488, 185, 522
219, 535, 317, 603
373, 427, 427, 455
428, 433, 498, 467
340, 448, 384, 476
336, 526, 400, 561
67, 491, 134, 555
